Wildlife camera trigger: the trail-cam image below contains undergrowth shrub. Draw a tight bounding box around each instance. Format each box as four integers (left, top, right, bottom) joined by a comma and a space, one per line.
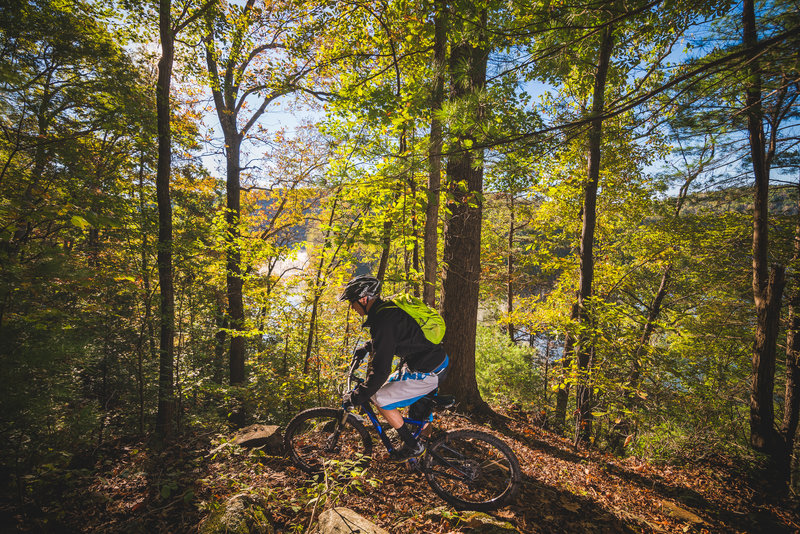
630, 420, 754, 466
475, 326, 542, 407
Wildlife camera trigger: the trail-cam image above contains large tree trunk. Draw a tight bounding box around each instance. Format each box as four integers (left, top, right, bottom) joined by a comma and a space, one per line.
155, 0, 176, 440
225, 132, 247, 427
439, 3, 488, 414
744, 0, 788, 485
781, 180, 800, 483
225, 136, 246, 367
423, 0, 447, 307
750, 266, 786, 450
204, 1, 286, 427
574, 25, 614, 446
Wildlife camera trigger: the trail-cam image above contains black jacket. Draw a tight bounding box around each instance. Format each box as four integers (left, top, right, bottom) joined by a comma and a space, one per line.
349, 298, 446, 405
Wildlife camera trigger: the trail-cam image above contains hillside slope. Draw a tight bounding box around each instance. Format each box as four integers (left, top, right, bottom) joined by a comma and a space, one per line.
5, 410, 798, 533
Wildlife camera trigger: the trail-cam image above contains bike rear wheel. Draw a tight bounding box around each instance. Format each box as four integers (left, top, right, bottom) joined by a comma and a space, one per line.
423, 429, 521, 511
284, 407, 373, 475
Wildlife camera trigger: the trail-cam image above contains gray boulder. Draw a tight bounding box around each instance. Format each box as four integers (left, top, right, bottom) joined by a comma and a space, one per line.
316, 507, 389, 534
461, 511, 519, 532
232, 424, 283, 453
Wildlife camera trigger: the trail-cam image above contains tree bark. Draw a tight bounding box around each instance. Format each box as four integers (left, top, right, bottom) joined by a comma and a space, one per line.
204, 0, 296, 426
223, 130, 246, 427
750, 267, 786, 451
155, 0, 176, 440
781, 179, 800, 475
744, 0, 788, 484
574, 24, 614, 447
423, 0, 447, 307
439, 2, 488, 414
376, 219, 392, 283
742, 0, 783, 460
225, 133, 246, 382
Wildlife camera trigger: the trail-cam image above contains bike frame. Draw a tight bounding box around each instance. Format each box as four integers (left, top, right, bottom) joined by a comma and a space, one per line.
351, 399, 482, 484
286, 352, 522, 509
344, 355, 431, 457
340, 351, 513, 488
357, 401, 427, 454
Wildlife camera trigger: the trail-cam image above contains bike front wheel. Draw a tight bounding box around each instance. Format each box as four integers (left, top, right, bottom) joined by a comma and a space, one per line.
423, 429, 521, 511
284, 407, 374, 475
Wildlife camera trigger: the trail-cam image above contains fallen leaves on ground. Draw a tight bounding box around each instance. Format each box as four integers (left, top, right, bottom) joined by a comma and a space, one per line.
6, 411, 800, 533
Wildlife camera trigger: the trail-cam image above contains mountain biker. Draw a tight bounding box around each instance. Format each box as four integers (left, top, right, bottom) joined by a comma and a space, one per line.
339, 275, 449, 462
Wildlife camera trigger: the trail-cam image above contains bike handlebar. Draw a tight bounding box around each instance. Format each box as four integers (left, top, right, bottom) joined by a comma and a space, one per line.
346, 353, 366, 392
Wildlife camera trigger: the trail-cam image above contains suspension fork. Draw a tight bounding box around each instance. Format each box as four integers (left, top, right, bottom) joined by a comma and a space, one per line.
321, 409, 349, 452
360, 402, 397, 452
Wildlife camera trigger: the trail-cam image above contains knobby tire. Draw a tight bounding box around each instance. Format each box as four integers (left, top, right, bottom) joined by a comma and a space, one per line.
423, 429, 521, 511
284, 407, 373, 475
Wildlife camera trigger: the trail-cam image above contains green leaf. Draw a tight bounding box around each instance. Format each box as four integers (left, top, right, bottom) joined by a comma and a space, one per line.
70, 215, 90, 229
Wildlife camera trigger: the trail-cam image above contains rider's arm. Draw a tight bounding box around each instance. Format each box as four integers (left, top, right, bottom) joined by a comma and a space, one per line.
354, 340, 372, 362
348, 314, 398, 405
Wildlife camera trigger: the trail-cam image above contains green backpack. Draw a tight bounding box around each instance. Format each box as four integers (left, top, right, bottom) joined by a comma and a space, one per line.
387, 293, 446, 344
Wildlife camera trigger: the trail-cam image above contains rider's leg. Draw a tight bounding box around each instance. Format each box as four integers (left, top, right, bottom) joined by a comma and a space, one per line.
373, 370, 439, 461
377, 406, 405, 429
376, 404, 423, 460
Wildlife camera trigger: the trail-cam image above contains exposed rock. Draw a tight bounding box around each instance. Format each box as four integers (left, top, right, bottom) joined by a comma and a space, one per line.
661, 501, 705, 525
423, 506, 459, 521
316, 507, 389, 534
461, 511, 519, 532
421, 508, 518, 532
232, 424, 283, 453
199, 493, 274, 534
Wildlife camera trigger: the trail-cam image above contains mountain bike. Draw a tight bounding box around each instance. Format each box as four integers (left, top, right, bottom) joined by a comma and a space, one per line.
284, 352, 522, 511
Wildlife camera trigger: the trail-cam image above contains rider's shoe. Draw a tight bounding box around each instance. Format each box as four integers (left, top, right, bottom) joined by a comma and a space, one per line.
389, 441, 426, 463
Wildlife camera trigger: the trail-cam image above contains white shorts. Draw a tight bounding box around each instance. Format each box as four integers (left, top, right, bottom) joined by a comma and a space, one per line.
372, 356, 448, 410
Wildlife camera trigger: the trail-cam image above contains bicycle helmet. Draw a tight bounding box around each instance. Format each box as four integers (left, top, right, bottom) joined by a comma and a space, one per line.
339, 275, 381, 302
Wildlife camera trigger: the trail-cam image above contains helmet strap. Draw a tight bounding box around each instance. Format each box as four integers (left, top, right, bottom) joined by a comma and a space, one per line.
353, 296, 372, 316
